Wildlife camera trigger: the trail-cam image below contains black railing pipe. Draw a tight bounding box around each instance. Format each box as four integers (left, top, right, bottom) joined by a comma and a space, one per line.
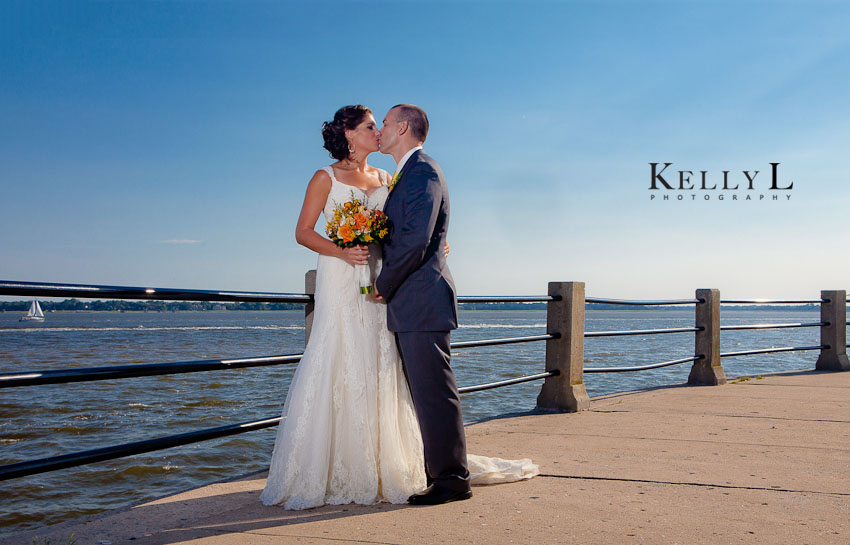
458, 370, 558, 393
0, 354, 303, 388
721, 298, 824, 304
585, 327, 701, 338
457, 295, 559, 303
584, 355, 703, 373
0, 334, 561, 389
720, 322, 826, 331
451, 333, 557, 349
0, 281, 559, 305
0, 417, 284, 481
0, 280, 311, 303
720, 345, 825, 358
584, 297, 701, 306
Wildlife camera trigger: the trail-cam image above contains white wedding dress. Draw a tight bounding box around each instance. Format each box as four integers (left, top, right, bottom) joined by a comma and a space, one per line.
260, 167, 538, 510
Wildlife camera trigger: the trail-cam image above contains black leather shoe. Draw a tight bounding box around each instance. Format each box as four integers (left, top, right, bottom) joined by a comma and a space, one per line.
408, 484, 472, 505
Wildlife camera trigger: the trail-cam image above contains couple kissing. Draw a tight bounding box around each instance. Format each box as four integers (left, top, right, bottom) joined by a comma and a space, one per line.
260, 104, 537, 510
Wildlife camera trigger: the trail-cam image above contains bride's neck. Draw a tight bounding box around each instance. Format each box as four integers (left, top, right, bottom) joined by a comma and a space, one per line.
339, 155, 369, 171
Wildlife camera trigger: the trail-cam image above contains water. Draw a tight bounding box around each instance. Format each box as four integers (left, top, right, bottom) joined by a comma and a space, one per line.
0, 308, 829, 535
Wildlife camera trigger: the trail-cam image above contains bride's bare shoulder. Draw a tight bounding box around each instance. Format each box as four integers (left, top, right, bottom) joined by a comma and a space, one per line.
304, 168, 332, 196
309, 167, 332, 184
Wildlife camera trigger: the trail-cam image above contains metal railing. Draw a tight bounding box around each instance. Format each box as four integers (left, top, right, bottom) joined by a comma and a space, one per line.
0, 280, 565, 481
580, 297, 701, 374
1, 279, 848, 483
716, 298, 834, 367
578, 295, 837, 374
0, 366, 556, 481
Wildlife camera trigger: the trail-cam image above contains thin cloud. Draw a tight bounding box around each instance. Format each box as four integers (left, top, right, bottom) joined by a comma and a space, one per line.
159, 239, 203, 245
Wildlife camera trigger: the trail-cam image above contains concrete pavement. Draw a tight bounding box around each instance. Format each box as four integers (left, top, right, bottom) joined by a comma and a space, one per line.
7, 370, 850, 544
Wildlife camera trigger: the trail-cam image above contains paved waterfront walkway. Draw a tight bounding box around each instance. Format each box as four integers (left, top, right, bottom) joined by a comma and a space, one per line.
9, 370, 850, 544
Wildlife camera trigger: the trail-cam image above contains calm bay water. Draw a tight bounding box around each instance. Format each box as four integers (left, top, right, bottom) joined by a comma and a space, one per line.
0, 308, 829, 535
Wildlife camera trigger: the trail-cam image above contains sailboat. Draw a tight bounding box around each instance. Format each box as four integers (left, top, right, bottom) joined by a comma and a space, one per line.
20, 300, 45, 322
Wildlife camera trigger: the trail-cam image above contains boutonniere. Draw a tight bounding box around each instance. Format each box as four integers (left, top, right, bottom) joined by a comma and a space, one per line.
388, 172, 401, 193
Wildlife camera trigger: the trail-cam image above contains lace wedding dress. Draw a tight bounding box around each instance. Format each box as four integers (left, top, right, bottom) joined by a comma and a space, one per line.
260, 166, 538, 510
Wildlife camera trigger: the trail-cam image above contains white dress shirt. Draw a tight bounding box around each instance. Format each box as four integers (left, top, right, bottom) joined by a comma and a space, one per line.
392, 146, 423, 178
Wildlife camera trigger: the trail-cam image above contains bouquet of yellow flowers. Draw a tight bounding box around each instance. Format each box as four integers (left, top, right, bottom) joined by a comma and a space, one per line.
325, 193, 390, 293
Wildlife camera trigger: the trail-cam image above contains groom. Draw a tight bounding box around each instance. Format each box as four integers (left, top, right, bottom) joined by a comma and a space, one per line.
374, 104, 472, 505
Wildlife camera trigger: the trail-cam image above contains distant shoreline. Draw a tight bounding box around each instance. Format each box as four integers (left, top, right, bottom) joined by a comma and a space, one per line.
0, 304, 827, 313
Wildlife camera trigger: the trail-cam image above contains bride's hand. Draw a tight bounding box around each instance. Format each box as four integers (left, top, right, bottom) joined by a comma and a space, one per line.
340, 244, 369, 266
444, 241, 450, 257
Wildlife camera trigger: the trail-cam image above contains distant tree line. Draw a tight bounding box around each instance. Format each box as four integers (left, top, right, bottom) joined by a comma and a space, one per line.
0, 300, 825, 313
0, 299, 305, 312
457, 302, 822, 311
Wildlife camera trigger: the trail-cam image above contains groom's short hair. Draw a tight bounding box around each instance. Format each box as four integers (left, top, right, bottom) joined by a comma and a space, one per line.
392, 104, 429, 143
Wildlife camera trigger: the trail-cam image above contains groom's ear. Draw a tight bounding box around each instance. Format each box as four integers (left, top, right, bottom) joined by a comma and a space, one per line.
398, 120, 409, 136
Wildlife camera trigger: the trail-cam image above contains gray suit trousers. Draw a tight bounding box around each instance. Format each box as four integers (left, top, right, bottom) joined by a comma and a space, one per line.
395, 331, 471, 493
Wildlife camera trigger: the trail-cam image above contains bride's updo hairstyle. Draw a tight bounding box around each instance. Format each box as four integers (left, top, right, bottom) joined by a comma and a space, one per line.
321, 105, 372, 160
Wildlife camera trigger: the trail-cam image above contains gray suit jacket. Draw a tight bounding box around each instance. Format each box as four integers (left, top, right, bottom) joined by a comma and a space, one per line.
376, 150, 458, 332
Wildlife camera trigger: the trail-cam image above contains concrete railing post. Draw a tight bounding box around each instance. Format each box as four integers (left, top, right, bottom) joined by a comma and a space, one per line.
815, 290, 850, 371
304, 269, 317, 347
688, 288, 726, 385
536, 281, 590, 412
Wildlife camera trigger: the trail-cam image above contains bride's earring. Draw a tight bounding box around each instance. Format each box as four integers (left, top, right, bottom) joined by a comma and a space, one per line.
348, 141, 355, 155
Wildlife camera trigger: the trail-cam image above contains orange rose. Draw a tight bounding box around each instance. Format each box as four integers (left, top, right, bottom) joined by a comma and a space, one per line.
338, 223, 356, 243
352, 212, 368, 230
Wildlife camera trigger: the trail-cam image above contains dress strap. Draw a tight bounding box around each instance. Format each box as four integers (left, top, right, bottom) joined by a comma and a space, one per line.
322, 166, 338, 183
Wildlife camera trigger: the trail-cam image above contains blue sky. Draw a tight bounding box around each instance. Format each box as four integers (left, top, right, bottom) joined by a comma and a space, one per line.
2, 1, 848, 299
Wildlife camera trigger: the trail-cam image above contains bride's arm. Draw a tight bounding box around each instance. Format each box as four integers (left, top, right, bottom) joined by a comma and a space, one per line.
295, 170, 368, 266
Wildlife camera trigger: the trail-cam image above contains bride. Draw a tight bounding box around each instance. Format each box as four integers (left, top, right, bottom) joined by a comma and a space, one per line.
260, 105, 537, 510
